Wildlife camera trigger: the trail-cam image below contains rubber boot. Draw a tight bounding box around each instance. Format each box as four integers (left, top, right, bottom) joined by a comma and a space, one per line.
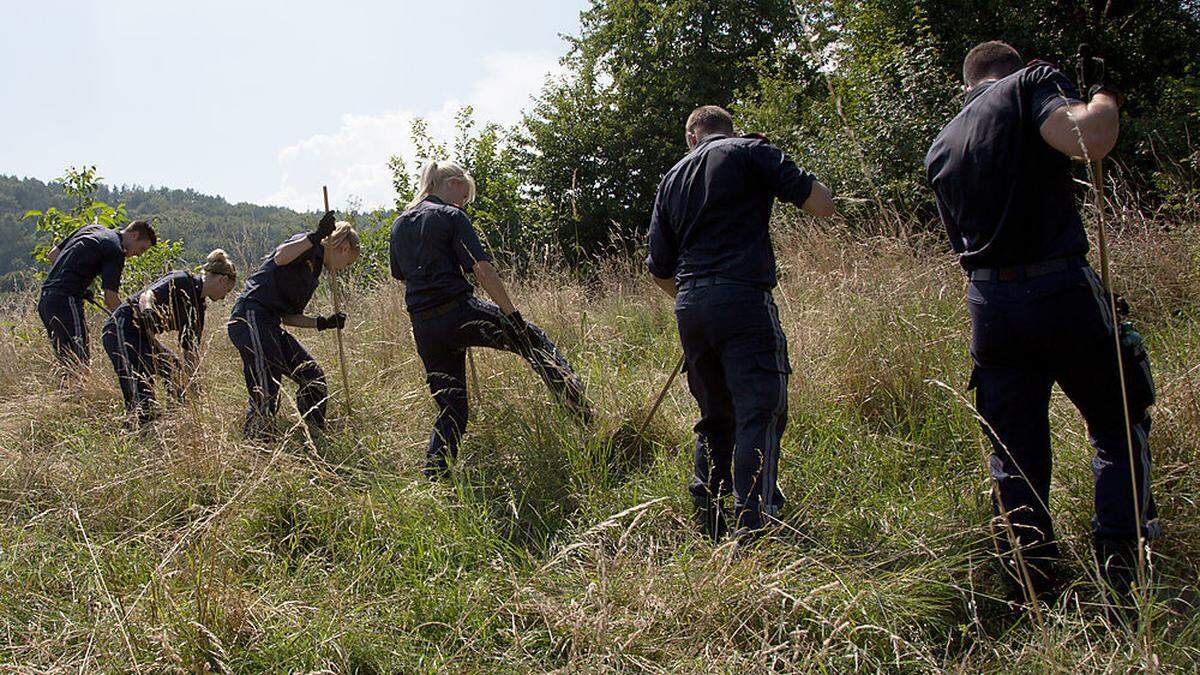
693, 497, 728, 541
1094, 537, 1143, 624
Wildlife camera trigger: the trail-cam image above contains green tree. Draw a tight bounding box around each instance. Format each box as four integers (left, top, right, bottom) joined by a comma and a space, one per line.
519, 0, 802, 260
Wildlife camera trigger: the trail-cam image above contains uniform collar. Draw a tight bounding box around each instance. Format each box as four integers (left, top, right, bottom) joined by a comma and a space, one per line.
694, 133, 729, 149
964, 80, 996, 106
425, 195, 446, 206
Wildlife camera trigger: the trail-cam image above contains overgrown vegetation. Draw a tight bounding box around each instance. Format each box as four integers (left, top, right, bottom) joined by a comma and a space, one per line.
1, 210, 1197, 670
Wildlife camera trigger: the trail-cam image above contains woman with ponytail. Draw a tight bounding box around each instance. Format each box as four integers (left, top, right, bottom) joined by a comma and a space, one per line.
227, 212, 361, 441
101, 249, 239, 426
390, 160, 591, 478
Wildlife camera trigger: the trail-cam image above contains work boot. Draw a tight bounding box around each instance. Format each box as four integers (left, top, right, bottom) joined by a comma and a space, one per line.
692, 498, 728, 541
424, 456, 451, 481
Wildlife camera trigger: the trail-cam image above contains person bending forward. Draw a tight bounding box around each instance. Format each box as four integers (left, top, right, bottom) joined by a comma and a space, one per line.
102, 249, 238, 426
390, 160, 591, 478
227, 214, 360, 440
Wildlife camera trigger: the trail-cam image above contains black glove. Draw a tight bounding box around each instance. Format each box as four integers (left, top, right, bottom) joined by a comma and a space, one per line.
315, 312, 346, 331
500, 310, 528, 348
308, 211, 337, 246
1076, 45, 1124, 107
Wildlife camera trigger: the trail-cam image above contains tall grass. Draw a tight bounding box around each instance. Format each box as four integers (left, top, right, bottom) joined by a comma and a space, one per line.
0, 213, 1197, 671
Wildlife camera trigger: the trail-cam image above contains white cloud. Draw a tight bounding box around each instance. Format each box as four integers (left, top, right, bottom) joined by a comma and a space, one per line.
261, 50, 560, 211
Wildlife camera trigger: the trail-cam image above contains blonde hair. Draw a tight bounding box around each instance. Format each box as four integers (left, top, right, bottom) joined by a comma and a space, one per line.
406, 160, 476, 210
324, 221, 361, 251
202, 248, 237, 280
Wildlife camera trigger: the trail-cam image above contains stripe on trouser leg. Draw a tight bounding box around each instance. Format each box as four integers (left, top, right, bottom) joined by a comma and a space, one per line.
115, 315, 135, 407
71, 297, 86, 359
246, 310, 271, 408
762, 292, 788, 515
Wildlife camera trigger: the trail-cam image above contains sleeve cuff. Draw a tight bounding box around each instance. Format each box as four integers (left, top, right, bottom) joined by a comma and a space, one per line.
645, 257, 674, 280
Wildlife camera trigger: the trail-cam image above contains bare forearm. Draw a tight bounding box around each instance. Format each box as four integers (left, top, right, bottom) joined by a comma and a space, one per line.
103, 289, 120, 313
274, 238, 314, 266
802, 181, 836, 217
1041, 93, 1120, 160
47, 247, 61, 263
473, 261, 517, 315
281, 314, 318, 329
651, 275, 677, 298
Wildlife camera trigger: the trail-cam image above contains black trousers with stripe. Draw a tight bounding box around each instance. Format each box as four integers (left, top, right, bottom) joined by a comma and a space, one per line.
227, 302, 327, 439
101, 306, 181, 424
968, 265, 1158, 580
411, 296, 587, 472
676, 282, 790, 531
37, 291, 89, 369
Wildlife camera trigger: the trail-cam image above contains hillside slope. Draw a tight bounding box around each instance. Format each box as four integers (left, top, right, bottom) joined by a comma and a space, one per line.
0, 175, 316, 286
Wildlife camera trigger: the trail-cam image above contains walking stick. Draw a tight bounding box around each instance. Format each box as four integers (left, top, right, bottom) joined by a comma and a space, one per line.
323, 186, 354, 423
636, 353, 686, 438
1077, 44, 1146, 588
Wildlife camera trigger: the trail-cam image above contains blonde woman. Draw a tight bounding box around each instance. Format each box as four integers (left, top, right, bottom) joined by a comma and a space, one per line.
227, 213, 360, 440
390, 160, 590, 478
101, 249, 238, 426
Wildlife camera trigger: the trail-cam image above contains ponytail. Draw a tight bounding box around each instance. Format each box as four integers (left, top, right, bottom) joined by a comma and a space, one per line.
406, 160, 477, 210
202, 248, 237, 280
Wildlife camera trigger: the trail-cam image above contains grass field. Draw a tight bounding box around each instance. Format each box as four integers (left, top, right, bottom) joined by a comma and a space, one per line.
1, 217, 1198, 672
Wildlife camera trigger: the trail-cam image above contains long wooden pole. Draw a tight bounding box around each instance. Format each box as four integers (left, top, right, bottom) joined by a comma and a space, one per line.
637, 353, 686, 438
323, 186, 354, 423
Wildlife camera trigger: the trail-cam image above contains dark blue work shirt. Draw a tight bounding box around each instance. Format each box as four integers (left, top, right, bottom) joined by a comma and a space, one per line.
41, 224, 125, 297
126, 270, 207, 352
925, 63, 1089, 271
235, 233, 324, 317
389, 195, 492, 313
646, 134, 816, 288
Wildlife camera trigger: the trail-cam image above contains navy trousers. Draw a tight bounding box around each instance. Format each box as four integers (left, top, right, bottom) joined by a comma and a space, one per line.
227, 303, 327, 439
37, 291, 89, 369
676, 282, 790, 531
411, 296, 586, 473
101, 306, 181, 424
968, 265, 1158, 580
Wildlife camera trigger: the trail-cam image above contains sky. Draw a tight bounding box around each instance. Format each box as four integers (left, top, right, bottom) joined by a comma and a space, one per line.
0, 0, 587, 211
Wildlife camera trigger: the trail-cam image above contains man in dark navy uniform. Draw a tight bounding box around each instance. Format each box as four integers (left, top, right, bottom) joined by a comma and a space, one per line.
647, 105, 835, 541
38, 220, 157, 372
925, 41, 1158, 603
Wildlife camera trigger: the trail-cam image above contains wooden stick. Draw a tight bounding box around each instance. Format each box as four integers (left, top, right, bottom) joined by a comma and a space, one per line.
637, 353, 686, 438
323, 186, 354, 423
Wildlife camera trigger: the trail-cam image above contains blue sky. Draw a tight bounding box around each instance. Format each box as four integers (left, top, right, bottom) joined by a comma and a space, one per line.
0, 0, 587, 211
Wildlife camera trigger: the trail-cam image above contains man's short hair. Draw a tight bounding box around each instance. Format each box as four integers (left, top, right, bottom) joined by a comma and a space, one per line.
963, 41, 1023, 86
125, 220, 157, 246
686, 105, 735, 137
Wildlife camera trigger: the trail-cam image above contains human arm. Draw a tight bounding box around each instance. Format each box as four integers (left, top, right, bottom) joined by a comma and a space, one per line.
103, 289, 121, 313
275, 212, 336, 266
651, 275, 677, 298
1038, 92, 1120, 160
280, 313, 345, 330
473, 261, 517, 315
751, 141, 834, 216
47, 245, 61, 263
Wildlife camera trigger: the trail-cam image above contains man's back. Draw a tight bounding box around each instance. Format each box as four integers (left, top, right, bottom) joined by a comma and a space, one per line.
647, 135, 815, 289
42, 224, 124, 296
925, 63, 1088, 271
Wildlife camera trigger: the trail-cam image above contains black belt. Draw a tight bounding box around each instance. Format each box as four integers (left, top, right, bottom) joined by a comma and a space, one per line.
411, 297, 466, 321
969, 256, 1085, 282
677, 276, 768, 291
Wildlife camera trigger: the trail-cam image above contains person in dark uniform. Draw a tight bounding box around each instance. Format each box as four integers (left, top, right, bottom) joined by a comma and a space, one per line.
38, 220, 157, 373
227, 214, 360, 440
925, 41, 1157, 603
646, 106, 835, 542
101, 249, 238, 426
390, 160, 591, 478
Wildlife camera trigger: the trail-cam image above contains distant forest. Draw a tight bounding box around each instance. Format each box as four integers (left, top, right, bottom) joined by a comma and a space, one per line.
0, 174, 314, 288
